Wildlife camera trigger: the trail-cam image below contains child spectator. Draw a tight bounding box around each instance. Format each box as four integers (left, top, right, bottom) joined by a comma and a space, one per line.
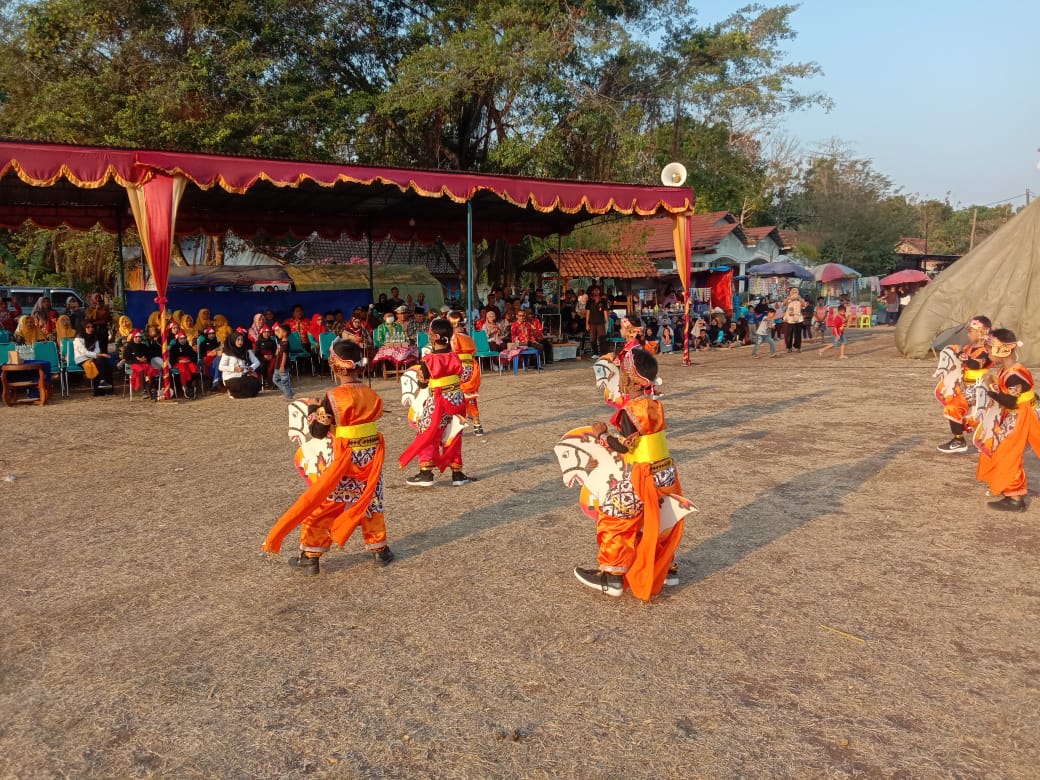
751, 310, 777, 358
819, 305, 848, 359
270, 323, 294, 400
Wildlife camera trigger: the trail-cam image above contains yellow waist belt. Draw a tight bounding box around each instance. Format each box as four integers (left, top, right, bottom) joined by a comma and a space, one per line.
1016, 389, 1036, 406
458, 353, 474, 363
963, 368, 987, 382
429, 374, 460, 390
335, 422, 379, 449
623, 430, 670, 465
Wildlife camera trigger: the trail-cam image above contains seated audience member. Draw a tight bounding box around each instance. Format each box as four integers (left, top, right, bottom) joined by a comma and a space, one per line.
219, 328, 262, 398
170, 330, 202, 398
254, 325, 277, 382
374, 292, 391, 314
0, 296, 21, 331
690, 317, 707, 350
396, 305, 420, 345
198, 326, 223, 388
213, 313, 232, 344
659, 318, 674, 353
262, 309, 278, 330
510, 309, 553, 366
723, 321, 741, 348
196, 307, 214, 335
286, 304, 313, 350
74, 321, 114, 395
180, 312, 198, 342
248, 313, 266, 345
143, 324, 164, 371
482, 308, 507, 352
31, 296, 57, 335
55, 314, 77, 344
124, 329, 159, 396
113, 315, 134, 365
14, 313, 48, 346
413, 293, 427, 315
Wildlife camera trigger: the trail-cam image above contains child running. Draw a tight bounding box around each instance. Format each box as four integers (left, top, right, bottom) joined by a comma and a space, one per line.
818, 305, 848, 359
262, 340, 394, 574
400, 317, 472, 487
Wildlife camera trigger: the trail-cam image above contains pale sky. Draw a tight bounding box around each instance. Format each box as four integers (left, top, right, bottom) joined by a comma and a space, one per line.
690, 0, 1040, 208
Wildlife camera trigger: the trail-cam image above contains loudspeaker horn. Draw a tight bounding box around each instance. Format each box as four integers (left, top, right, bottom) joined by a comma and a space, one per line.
660, 162, 687, 187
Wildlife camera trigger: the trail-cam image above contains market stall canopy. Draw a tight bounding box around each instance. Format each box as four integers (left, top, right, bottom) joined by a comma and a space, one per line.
0, 140, 693, 245
896, 198, 1040, 365
522, 249, 658, 279
810, 262, 861, 283
748, 261, 814, 280
880, 268, 930, 286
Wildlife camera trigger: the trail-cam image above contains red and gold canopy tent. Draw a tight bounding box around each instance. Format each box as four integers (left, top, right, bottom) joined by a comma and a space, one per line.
0, 139, 698, 372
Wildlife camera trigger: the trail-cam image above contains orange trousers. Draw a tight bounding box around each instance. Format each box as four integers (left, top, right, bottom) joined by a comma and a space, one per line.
299, 503, 387, 553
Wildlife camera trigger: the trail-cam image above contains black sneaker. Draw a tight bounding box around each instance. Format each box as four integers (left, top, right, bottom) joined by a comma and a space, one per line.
372, 546, 395, 566
573, 566, 623, 597
988, 496, 1026, 512
406, 470, 435, 487
289, 553, 320, 575
451, 470, 472, 486
473, 425, 485, 437
937, 437, 969, 454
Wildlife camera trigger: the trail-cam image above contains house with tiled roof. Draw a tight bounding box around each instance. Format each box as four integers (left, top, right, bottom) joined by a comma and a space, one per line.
895, 236, 960, 274
619, 212, 786, 277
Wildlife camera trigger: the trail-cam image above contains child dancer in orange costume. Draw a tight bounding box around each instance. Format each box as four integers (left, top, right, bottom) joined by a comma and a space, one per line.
447, 311, 484, 436
262, 340, 394, 574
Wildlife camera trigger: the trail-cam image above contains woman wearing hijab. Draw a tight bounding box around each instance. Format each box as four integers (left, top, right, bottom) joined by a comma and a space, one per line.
55, 314, 77, 343
73, 321, 114, 395
180, 312, 198, 343
196, 307, 213, 335
248, 312, 266, 346
782, 288, 805, 353
124, 329, 158, 396
219, 328, 262, 398
213, 313, 232, 344
14, 313, 47, 346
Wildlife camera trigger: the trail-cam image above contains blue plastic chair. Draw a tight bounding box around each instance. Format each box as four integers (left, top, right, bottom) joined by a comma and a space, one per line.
417, 331, 429, 352
287, 331, 315, 377
60, 338, 85, 392
318, 331, 337, 379
472, 330, 500, 374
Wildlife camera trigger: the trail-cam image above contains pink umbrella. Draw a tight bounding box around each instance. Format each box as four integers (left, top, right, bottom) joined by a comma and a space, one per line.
811, 262, 861, 283
880, 269, 930, 286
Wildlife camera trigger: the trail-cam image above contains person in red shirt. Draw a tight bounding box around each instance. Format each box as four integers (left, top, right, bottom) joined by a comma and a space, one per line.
818, 305, 848, 359
399, 318, 470, 487
510, 309, 553, 367
286, 304, 314, 351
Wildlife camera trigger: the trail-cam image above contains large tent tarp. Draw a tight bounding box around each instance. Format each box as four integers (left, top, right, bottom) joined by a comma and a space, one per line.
896, 199, 1040, 365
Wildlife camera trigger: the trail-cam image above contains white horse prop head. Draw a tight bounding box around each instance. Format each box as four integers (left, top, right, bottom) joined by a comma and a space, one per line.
933, 346, 963, 401
593, 356, 624, 407
400, 366, 467, 443
288, 400, 334, 480
554, 425, 697, 532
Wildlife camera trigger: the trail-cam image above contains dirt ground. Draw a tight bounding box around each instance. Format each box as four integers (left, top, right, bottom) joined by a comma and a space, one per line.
1, 329, 1038, 779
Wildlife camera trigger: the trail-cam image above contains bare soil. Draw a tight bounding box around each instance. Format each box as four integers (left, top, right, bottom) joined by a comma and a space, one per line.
1, 329, 1038, 778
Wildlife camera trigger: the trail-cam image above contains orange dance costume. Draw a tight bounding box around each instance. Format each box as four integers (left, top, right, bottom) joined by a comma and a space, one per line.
263, 381, 391, 565
574, 347, 686, 600
449, 318, 484, 436
974, 363, 1040, 500
934, 317, 991, 454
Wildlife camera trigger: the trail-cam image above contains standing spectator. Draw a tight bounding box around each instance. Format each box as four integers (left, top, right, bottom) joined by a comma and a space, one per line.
31, 296, 57, 335
884, 287, 899, 324
585, 286, 608, 357
812, 297, 828, 343
386, 287, 404, 311
414, 292, 427, 315
898, 287, 912, 317
66, 296, 86, 331
270, 323, 294, 400
0, 296, 21, 331
782, 288, 804, 353
85, 293, 112, 351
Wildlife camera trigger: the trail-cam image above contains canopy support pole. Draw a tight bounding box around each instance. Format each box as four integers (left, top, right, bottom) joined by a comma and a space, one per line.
466, 201, 473, 325
367, 233, 374, 388
115, 208, 125, 305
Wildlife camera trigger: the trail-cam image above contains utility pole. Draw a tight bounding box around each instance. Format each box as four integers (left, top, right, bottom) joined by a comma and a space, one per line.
1027, 188, 1032, 205
969, 208, 978, 251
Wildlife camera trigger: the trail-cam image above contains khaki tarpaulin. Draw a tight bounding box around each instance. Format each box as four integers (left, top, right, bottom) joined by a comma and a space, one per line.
283, 265, 445, 310
896, 199, 1040, 365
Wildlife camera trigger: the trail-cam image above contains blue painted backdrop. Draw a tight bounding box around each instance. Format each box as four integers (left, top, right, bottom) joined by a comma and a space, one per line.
127, 290, 372, 329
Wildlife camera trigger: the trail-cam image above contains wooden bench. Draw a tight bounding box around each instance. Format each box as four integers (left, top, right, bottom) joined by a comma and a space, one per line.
2, 362, 51, 406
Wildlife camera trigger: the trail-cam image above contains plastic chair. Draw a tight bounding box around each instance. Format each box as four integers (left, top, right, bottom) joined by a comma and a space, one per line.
287, 331, 315, 377
858, 306, 872, 328
318, 331, 337, 379
417, 331, 429, 352
60, 337, 85, 392
472, 330, 500, 374
31, 340, 62, 396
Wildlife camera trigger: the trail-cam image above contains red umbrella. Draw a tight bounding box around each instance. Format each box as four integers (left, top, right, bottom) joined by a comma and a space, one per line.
880, 269, 930, 286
